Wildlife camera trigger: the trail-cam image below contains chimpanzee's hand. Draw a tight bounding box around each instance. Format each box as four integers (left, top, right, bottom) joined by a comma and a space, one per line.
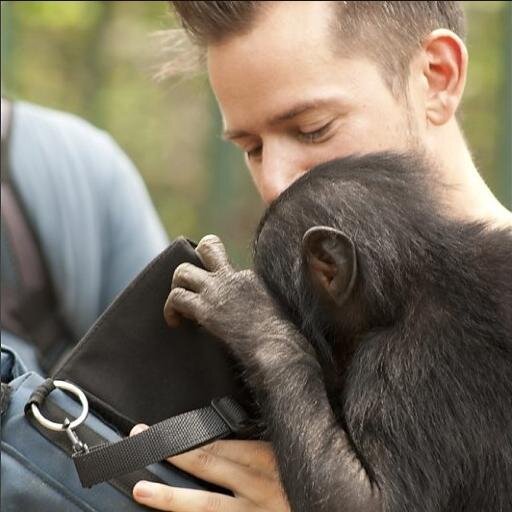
164, 234, 288, 359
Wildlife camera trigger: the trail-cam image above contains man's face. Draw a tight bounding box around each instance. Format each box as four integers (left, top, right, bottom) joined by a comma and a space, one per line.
208, 1, 422, 204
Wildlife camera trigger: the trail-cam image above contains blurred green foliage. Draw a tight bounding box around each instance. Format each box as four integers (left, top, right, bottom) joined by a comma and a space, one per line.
1, 1, 511, 266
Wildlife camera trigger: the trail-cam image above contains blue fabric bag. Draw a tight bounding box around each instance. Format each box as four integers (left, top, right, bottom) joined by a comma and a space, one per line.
0, 346, 212, 512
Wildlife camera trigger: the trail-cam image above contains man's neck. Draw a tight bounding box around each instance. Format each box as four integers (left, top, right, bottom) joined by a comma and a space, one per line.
429, 120, 512, 229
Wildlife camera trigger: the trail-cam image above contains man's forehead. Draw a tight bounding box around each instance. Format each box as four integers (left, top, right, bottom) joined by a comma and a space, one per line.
207, 0, 337, 97
249, 0, 336, 37
207, 0, 379, 138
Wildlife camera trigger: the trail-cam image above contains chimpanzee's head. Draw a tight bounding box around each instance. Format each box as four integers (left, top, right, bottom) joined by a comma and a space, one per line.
253, 152, 445, 355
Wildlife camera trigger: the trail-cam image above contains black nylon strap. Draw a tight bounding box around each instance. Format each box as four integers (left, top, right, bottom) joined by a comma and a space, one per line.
25, 394, 167, 500
24, 378, 55, 414
73, 396, 249, 488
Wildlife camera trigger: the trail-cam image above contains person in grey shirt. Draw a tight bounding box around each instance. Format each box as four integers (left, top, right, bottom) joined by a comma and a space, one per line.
1, 98, 169, 371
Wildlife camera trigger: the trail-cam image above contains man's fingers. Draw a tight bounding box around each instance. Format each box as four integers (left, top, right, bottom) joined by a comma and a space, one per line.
133, 482, 241, 512
195, 234, 230, 272
167, 446, 274, 501
130, 424, 149, 437
164, 288, 203, 328
172, 262, 209, 293
201, 440, 279, 475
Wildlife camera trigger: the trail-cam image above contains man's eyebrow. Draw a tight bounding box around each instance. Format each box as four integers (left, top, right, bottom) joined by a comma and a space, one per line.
222, 98, 342, 141
268, 98, 337, 125
222, 129, 250, 141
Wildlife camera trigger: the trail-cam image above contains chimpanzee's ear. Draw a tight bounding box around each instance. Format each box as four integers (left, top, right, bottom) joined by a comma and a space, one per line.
302, 226, 357, 306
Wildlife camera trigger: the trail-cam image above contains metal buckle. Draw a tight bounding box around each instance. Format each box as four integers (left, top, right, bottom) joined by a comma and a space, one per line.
211, 396, 250, 434
63, 418, 89, 455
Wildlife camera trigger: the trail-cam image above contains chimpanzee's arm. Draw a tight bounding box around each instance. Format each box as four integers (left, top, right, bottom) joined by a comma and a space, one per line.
245, 322, 381, 512
165, 235, 381, 512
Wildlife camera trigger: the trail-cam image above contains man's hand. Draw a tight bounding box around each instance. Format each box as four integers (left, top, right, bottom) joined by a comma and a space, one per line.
164, 234, 287, 359
131, 424, 291, 512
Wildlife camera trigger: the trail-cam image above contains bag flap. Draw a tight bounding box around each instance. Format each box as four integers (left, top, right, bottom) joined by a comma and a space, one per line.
53, 237, 252, 434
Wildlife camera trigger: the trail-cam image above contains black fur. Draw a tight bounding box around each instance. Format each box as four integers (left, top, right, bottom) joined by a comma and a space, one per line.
253, 152, 512, 512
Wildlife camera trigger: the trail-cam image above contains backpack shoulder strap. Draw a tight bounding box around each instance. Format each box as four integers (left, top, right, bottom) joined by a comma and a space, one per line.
1, 101, 73, 372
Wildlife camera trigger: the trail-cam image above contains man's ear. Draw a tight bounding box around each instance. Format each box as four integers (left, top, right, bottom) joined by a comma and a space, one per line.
302, 226, 357, 307
421, 29, 467, 126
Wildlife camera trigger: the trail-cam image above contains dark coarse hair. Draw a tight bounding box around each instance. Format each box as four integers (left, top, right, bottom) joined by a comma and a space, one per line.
170, 1, 466, 93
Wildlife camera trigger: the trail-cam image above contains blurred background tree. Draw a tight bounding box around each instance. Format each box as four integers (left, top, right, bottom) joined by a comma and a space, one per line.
1, 1, 511, 266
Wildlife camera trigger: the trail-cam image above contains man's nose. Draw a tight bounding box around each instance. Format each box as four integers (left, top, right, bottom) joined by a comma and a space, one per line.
258, 154, 307, 204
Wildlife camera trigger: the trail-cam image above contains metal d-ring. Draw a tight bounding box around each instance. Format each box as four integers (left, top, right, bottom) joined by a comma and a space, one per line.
31, 380, 89, 432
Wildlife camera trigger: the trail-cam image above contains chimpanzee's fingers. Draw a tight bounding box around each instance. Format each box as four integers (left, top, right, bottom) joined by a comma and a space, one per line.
172, 262, 210, 293
195, 234, 231, 272
164, 287, 203, 328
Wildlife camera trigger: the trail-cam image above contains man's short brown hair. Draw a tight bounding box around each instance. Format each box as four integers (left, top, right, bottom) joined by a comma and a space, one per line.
170, 1, 465, 93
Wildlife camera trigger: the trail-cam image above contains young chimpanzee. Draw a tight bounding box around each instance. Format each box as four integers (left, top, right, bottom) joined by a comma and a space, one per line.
165, 152, 512, 512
